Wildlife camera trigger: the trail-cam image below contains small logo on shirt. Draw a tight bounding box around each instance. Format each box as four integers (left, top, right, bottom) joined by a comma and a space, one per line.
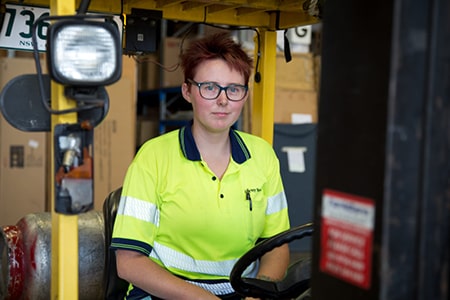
244, 188, 262, 211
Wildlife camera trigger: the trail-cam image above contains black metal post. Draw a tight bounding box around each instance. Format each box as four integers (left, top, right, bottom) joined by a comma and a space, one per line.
311, 0, 449, 299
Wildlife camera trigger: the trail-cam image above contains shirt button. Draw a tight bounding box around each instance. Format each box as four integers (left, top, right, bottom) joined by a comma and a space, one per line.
220, 194, 224, 198
212, 176, 217, 181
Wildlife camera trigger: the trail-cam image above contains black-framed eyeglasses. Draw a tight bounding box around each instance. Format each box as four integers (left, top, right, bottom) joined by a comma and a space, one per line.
187, 79, 248, 102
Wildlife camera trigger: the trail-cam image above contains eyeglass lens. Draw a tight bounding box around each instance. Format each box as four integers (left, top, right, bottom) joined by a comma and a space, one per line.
198, 82, 247, 101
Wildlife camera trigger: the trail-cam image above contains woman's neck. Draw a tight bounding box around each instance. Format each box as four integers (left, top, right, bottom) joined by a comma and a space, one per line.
192, 125, 231, 179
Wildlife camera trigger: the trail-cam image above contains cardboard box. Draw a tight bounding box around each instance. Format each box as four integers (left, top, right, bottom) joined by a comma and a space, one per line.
314, 54, 321, 91
137, 37, 191, 91
161, 37, 191, 88
272, 52, 319, 124
93, 56, 137, 210
0, 125, 48, 225
0, 57, 48, 225
276, 52, 316, 91
137, 53, 159, 91
136, 116, 159, 147
273, 89, 318, 123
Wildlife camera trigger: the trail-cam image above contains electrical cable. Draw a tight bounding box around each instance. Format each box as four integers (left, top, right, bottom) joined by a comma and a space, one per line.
283, 29, 292, 63
76, 0, 91, 15
252, 28, 261, 82
131, 20, 263, 86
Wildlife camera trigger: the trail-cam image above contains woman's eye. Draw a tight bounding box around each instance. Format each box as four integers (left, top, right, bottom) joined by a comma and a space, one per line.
228, 86, 238, 93
204, 83, 216, 91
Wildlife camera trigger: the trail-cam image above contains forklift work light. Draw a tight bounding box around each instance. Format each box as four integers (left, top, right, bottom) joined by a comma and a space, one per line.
46, 20, 121, 86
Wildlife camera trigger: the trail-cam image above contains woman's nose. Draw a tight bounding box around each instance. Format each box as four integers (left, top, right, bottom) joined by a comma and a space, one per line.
216, 90, 228, 106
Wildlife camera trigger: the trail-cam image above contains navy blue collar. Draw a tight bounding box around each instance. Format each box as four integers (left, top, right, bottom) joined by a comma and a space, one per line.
178, 123, 251, 164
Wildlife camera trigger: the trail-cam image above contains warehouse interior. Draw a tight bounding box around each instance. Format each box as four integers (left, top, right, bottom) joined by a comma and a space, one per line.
0, 0, 449, 300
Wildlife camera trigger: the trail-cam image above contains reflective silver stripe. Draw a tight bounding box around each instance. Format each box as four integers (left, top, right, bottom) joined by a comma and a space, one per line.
187, 280, 235, 295
150, 242, 258, 277
266, 191, 288, 215
187, 262, 259, 295
118, 195, 159, 225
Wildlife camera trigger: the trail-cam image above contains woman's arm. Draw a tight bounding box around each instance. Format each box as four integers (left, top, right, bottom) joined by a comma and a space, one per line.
257, 243, 290, 281
116, 249, 221, 300
245, 243, 290, 300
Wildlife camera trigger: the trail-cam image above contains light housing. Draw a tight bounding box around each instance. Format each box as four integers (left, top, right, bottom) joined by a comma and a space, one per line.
46, 19, 122, 86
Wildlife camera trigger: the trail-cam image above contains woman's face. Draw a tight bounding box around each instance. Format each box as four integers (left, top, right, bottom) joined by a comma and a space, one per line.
182, 58, 248, 134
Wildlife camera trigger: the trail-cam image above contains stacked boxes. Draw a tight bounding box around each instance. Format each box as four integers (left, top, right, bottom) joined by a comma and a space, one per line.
274, 52, 319, 124
0, 57, 48, 225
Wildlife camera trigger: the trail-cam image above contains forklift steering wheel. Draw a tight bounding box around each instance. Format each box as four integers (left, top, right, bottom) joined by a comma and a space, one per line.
230, 223, 313, 299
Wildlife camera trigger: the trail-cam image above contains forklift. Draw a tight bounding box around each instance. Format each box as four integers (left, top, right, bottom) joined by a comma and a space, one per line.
0, 0, 448, 299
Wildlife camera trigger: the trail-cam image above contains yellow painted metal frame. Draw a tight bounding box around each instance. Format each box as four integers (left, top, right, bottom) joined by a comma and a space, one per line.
49, 1, 79, 299
251, 28, 277, 143
6, 0, 317, 30
5, 1, 318, 144
3, 0, 318, 298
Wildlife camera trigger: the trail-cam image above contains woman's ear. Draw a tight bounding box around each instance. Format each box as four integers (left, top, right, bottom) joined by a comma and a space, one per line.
181, 82, 192, 103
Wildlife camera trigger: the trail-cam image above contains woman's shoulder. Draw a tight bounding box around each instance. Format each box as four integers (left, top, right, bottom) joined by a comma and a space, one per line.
137, 129, 179, 153
233, 130, 277, 159
235, 130, 272, 148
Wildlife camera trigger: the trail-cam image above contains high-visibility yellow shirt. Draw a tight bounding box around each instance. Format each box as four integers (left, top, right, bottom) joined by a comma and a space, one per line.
111, 124, 290, 297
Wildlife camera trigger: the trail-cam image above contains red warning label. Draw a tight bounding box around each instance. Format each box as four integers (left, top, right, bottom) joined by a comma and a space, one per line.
319, 189, 375, 289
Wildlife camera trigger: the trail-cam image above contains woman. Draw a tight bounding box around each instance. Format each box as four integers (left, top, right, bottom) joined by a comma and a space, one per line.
111, 32, 290, 300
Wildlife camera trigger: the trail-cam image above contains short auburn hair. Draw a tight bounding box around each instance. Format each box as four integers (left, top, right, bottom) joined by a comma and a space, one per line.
180, 32, 253, 85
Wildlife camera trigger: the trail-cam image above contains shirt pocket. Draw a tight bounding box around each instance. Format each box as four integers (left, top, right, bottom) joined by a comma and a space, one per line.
242, 182, 267, 243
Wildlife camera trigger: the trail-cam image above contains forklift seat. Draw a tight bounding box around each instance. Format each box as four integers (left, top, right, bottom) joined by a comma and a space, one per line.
103, 187, 129, 300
